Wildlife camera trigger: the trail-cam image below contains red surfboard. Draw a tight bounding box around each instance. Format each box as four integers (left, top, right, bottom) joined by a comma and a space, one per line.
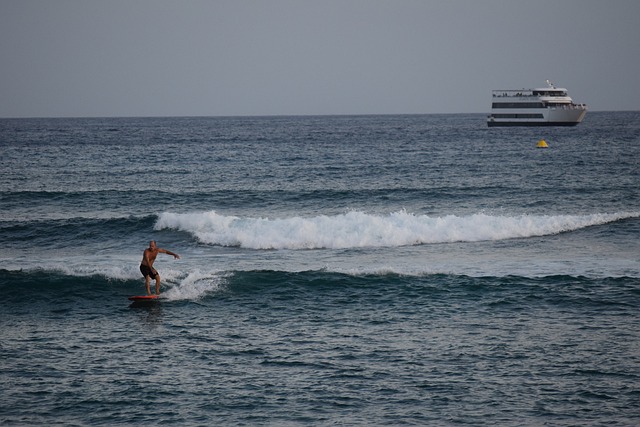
128, 295, 160, 301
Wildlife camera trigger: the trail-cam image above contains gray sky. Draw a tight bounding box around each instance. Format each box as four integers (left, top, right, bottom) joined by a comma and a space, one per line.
1, 0, 639, 118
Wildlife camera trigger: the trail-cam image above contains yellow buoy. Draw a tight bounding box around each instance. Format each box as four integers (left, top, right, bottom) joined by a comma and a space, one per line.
537, 139, 548, 148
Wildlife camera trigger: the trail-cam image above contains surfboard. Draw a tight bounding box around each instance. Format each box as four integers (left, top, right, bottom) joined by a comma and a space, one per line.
128, 295, 160, 301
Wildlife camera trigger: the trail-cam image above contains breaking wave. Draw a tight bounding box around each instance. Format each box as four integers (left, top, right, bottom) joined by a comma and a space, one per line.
155, 210, 639, 250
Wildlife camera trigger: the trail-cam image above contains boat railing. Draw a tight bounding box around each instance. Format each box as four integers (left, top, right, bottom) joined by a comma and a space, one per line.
551, 103, 588, 110
492, 91, 536, 98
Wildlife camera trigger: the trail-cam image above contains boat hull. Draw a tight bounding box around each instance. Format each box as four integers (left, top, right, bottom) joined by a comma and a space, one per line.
487, 106, 587, 127
488, 121, 581, 127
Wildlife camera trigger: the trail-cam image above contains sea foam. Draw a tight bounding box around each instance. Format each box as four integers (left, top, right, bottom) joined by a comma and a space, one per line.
156, 210, 639, 250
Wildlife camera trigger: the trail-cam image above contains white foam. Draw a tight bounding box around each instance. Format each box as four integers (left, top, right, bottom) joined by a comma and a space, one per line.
155, 210, 640, 250
161, 270, 227, 301
7, 261, 229, 300
6, 259, 143, 280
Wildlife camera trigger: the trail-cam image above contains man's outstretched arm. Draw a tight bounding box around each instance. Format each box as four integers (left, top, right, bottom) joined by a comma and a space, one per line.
159, 248, 180, 259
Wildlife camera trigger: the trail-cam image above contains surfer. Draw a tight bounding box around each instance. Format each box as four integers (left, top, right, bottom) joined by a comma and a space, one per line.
140, 240, 180, 295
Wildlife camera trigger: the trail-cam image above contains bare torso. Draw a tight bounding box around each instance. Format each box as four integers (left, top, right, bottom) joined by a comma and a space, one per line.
141, 248, 159, 267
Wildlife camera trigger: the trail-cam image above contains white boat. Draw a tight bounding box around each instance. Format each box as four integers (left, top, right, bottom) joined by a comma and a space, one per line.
487, 80, 587, 127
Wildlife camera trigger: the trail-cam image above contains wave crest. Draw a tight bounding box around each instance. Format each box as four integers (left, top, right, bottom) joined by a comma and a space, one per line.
155, 210, 639, 250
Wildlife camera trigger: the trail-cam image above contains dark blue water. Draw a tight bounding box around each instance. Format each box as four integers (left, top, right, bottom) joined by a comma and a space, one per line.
1, 112, 640, 425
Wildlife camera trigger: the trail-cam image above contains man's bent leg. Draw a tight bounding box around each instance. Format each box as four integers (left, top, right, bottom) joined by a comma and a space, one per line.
155, 274, 161, 295
145, 276, 152, 295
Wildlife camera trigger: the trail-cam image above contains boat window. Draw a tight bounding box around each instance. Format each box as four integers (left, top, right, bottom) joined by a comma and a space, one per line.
492, 102, 545, 109
490, 114, 545, 119
533, 90, 567, 97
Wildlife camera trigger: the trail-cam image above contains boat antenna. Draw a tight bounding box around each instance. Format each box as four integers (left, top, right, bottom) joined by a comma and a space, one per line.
546, 79, 556, 88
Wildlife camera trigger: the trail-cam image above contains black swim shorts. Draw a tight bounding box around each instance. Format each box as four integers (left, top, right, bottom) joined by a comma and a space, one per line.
140, 264, 158, 279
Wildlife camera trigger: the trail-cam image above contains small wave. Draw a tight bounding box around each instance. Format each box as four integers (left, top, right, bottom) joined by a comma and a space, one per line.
0, 266, 228, 303
161, 270, 228, 301
155, 210, 640, 250
3, 268, 637, 312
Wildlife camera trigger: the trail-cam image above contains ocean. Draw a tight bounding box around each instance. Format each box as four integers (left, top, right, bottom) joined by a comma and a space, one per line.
1, 112, 639, 425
